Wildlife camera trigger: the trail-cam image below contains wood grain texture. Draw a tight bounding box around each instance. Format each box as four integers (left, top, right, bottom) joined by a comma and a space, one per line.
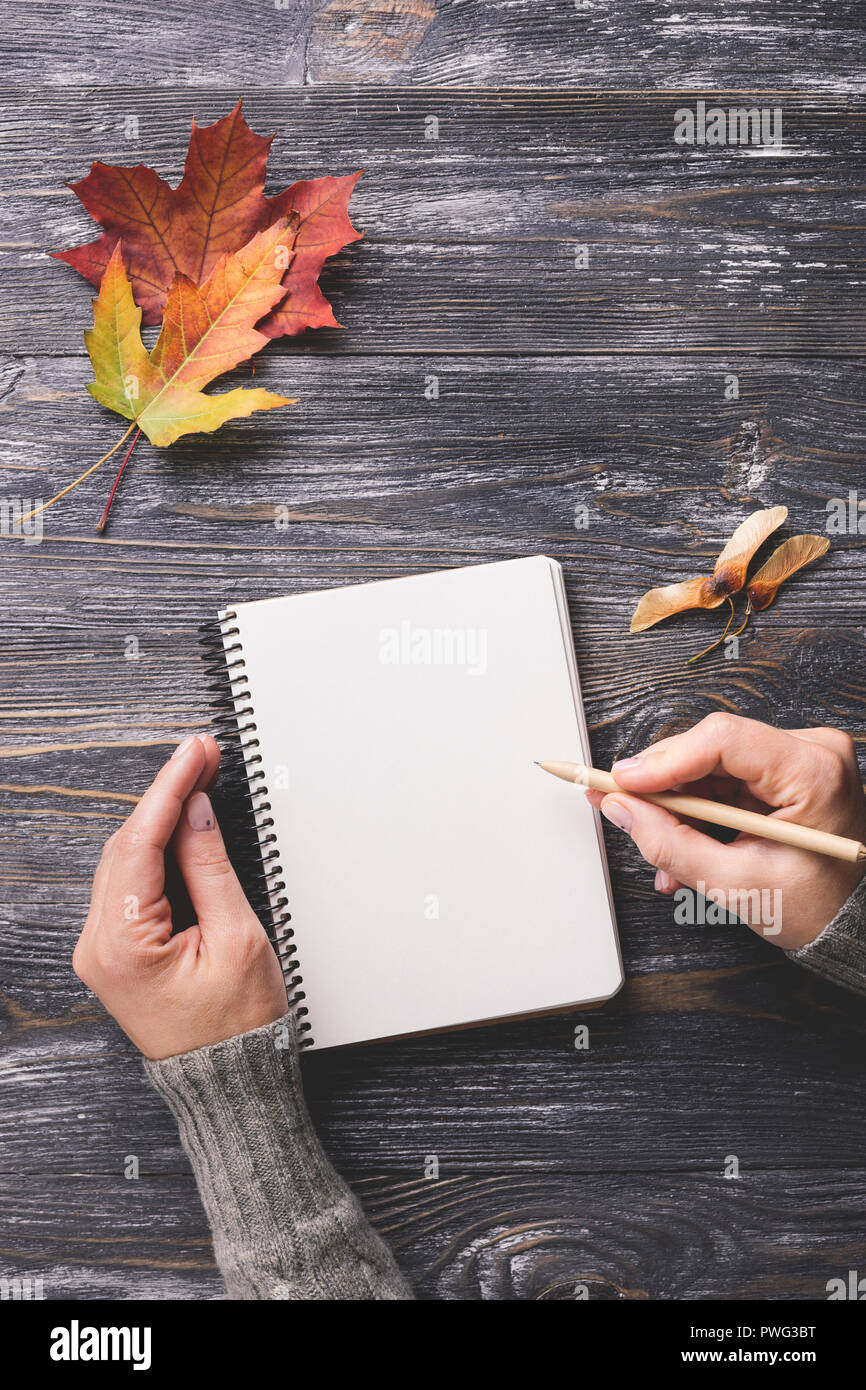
2, 972, 865, 1176
2, 90, 864, 356
2, 350, 864, 1293
2, 1169, 864, 1300
3, 355, 865, 542
0, 9, 864, 1301
3, 1, 863, 90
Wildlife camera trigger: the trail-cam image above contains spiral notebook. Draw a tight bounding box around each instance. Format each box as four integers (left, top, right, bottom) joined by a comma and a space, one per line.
201, 556, 622, 1050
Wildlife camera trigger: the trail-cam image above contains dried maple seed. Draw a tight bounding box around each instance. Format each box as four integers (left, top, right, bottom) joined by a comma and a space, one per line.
704, 504, 788, 595
745, 534, 830, 611
630, 505, 788, 633
630, 576, 724, 633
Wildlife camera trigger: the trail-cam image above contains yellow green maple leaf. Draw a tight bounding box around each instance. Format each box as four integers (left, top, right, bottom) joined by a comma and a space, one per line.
86, 218, 299, 447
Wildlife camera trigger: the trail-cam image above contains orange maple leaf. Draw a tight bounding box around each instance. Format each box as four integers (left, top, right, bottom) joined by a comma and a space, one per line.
86, 224, 298, 448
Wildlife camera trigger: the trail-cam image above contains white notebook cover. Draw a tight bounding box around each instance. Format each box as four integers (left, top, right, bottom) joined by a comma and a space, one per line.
220, 556, 622, 1048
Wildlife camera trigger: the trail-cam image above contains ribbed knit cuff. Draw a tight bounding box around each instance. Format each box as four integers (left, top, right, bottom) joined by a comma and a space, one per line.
787, 872, 866, 998
144, 1012, 412, 1300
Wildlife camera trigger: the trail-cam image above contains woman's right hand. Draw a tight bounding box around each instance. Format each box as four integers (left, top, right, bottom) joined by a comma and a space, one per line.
585, 714, 866, 950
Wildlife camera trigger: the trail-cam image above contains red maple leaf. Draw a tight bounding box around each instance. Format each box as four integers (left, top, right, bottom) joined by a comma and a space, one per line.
53, 102, 362, 337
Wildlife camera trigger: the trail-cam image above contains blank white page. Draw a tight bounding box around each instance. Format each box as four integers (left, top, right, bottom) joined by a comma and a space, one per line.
224, 556, 622, 1049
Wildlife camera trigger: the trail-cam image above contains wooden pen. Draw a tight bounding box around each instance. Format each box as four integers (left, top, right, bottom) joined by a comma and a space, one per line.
537, 760, 866, 865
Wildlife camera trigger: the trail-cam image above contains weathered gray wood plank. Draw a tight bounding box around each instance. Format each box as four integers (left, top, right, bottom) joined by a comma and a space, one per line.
1, 354, 864, 540
1, 50, 863, 1300
2, 1169, 864, 1300
1, 90, 863, 356
1, 353, 864, 1189
2, 981, 865, 1175
3, 2, 863, 91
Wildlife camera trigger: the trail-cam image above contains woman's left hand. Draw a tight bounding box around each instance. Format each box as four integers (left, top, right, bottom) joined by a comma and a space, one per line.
73, 735, 288, 1060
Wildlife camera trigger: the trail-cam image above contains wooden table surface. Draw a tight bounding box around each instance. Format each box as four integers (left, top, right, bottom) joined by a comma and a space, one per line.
1, 3, 864, 1300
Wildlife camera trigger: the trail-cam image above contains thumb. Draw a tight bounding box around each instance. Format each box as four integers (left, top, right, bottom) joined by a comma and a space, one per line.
172, 792, 258, 931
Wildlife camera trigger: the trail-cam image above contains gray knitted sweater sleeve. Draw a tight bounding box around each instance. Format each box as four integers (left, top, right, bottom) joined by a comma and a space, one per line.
144, 1011, 413, 1300
786, 872, 866, 997
144, 877, 866, 1301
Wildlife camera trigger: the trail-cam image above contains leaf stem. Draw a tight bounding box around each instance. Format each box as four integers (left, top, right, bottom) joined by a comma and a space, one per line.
22, 423, 138, 523
687, 596, 737, 665
96, 427, 141, 533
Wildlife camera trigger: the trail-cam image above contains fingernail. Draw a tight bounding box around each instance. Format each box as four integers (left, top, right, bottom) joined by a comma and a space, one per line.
186, 792, 215, 831
655, 868, 674, 893
171, 735, 199, 760
601, 799, 632, 834
612, 755, 643, 775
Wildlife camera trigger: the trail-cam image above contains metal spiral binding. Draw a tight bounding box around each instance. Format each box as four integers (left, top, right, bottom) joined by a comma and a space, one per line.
198, 613, 313, 1048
